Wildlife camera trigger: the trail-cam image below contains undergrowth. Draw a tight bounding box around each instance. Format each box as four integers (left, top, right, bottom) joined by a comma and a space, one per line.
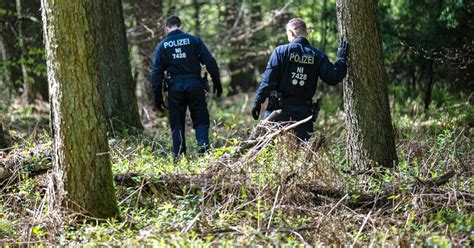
0, 92, 472, 246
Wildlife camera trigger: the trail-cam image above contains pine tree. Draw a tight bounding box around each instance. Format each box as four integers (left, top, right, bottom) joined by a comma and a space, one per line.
41, 0, 119, 218
94, 0, 143, 130
336, 0, 398, 169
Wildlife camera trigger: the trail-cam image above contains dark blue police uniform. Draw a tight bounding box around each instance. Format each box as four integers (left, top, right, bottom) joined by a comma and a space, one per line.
254, 37, 347, 140
151, 30, 221, 156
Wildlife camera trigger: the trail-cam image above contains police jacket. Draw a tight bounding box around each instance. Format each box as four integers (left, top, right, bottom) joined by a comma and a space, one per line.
151, 30, 221, 95
255, 37, 347, 105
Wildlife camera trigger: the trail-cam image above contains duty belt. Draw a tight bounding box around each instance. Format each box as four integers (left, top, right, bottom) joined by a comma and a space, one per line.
280, 98, 312, 106
172, 74, 201, 82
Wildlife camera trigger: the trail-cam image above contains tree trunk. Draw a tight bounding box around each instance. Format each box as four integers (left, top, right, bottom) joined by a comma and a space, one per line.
193, 0, 201, 36
229, 60, 254, 94
41, 0, 119, 218
0, 123, 7, 149
95, 0, 143, 130
336, 0, 397, 169
0, 34, 9, 101
1, 3, 22, 91
19, 0, 49, 103
320, 0, 328, 52
424, 60, 434, 111
226, 1, 255, 95
0, 0, 44, 101
130, 0, 164, 109
15, 0, 31, 103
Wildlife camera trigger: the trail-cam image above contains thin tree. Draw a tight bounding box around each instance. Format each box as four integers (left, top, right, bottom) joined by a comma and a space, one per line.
336, 0, 398, 169
95, 0, 143, 130
41, 0, 119, 218
129, 0, 164, 107
15, 0, 30, 102
0, 123, 6, 149
0, 0, 23, 94
16, 0, 49, 103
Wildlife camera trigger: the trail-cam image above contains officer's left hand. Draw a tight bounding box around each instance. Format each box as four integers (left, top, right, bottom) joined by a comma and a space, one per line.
337, 38, 349, 60
214, 83, 223, 97
252, 102, 261, 120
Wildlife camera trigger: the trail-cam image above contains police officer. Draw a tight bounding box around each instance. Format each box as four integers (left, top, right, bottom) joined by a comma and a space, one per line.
151, 16, 222, 158
251, 18, 348, 141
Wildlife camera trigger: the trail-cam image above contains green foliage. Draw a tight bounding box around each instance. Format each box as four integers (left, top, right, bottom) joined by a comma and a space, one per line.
0, 215, 16, 238
380, 0, 473, 97
1, 0, 472, 245
1, 88, 472, 245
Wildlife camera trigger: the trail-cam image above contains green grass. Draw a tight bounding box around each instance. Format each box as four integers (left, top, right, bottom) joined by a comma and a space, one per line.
0, 91, 472, 246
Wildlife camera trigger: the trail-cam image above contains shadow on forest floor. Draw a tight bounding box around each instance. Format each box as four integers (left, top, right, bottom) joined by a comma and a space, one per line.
0, 93, 472, 246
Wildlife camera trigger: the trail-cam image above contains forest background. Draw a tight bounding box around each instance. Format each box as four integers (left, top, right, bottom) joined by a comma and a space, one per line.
0, 0, 472, 246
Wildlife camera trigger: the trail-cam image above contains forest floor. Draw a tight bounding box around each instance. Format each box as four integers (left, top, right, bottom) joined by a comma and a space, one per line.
0, 90, 473, 246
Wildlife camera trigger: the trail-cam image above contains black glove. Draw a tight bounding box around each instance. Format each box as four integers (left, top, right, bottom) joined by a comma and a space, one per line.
155, 94, 165, 112
252, 101, 261, 120
213, 83, 223, 97
337, 38, 349, 61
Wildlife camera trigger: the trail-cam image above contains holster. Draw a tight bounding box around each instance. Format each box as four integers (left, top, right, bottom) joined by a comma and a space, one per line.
201, 72, 210, 92
163, 71, 172, 92
311, 98, 322, 122
267, 90, 281, 111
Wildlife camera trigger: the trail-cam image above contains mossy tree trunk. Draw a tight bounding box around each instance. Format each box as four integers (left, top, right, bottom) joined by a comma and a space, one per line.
95, 0, 143, 130
41, 0, 119, 218
336, 0, 398, 169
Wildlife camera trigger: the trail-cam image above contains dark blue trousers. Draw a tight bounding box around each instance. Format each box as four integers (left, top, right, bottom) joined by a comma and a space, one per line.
167, 79, 210, 156
263, 105, 313, 141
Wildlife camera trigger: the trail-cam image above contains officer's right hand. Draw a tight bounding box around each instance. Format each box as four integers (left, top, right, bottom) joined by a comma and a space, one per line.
155, 95, 165, 112
214, 83, 223, 97
252, 102, 261, 120
337, 38, 349, 60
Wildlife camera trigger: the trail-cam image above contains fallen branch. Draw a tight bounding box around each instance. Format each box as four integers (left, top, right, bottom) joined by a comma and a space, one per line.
114, 172, 218, 197
113, 168, 460, 210
242, 114, 313, 150
197, 225, 317, 237
415, 169, 456, 187
263, 110, 283, 122
352, 210, 372, 246
299, 169, 458, 208
246, 110, 283, 141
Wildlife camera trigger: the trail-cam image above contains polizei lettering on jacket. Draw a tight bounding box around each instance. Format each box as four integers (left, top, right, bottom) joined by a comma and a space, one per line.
289, 53, 315, 64
164, 38, 191, 49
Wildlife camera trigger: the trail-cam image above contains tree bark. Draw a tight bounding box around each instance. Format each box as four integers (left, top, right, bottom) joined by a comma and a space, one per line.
226, 1, 255, 95
0, 34, 10, 101
95, 0, 143, 130
41, 0, 119, 218
0, 123, 7, 149
320, 0, 328, 52
129, 0, 164, 108
193, 0, 201, 36
424, 60, 434, 111
336, 0, 397, 169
